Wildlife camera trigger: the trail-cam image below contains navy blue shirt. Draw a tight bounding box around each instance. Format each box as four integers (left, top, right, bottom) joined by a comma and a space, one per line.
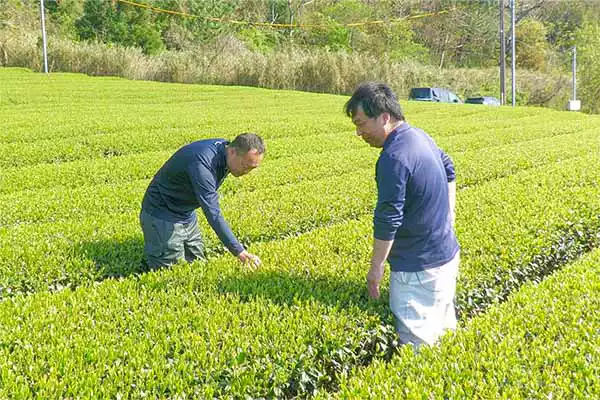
374, 123, 459, 272
142, 139, 244, 255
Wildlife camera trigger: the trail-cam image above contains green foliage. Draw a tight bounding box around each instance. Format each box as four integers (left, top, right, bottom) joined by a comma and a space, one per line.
299, 15, 351, 52
75, 1, 128, 44
234, 27, 280, 52
297, 0, 369, 52
296, 0, 427, 61
539, 0, 600, 52
576, 22, 600, 114
44, 0, 84, 39
69, 0, 240, 54
3, 0, 600, 111
0, 30, 575, 106
0, 69, 600, 397
374, 21, 429, 63
75, 0, 164, 55
328, 248, 600, 399
3, 0, 600, 71
515, 18, 548, 71
0, 0, 39, 30
151, 0, 237, 44
411, 0, 498, 68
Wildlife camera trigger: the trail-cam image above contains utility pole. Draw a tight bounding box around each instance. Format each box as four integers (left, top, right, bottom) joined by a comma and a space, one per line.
567, 46, 581, 111
39, 0, 49, 73
510, 0, 516, 107
499, 0, 506, 105
572, 45, 577, 101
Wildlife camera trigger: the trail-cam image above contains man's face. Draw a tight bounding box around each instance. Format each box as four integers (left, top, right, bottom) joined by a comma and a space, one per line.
227, 148, 263, 177
351, 105, 388, 148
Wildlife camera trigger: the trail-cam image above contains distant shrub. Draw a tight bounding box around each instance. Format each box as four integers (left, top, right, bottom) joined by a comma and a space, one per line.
0, 28, 573, 111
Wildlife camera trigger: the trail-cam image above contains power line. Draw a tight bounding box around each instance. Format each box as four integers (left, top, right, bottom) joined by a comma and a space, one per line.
115, 0, 456, 29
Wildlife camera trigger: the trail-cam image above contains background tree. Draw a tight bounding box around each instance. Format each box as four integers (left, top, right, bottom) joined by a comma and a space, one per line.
514, 18, 548, 71
576, 22, 600, 114
44, 0, 83, 39
3, 0, 600, 113
0, 0, 39, 30
411, 0, 498, 68
75, 0, 163, 54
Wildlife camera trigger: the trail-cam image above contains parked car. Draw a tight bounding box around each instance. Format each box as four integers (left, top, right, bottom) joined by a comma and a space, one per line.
465, 96, 501, 106
408, 87, 462, 104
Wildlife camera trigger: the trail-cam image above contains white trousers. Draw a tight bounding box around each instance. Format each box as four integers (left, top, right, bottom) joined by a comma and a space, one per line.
389, 251, 460, 348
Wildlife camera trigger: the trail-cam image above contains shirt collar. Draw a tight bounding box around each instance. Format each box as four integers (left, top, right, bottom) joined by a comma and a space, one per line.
383, 122, 410, 150
219, 141, 230, 175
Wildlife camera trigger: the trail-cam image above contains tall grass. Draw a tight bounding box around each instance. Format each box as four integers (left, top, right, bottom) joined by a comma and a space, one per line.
1, 28, 571, 108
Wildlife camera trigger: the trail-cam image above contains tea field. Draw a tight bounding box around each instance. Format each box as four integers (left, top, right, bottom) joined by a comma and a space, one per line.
0, 68, 599, 398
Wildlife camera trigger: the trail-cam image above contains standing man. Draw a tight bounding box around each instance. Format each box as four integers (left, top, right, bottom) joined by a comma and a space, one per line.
345, 82, 460, 348
140, 133, 264, 270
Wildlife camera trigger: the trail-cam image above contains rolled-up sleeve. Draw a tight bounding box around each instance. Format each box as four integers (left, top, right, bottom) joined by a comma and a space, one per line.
440, 148, 456, 182
374, 154, 409, 241
188, 163, 244, 255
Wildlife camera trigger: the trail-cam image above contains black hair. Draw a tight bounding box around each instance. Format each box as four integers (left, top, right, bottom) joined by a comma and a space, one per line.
230, 133, 265, 154
344, 82, 405, 121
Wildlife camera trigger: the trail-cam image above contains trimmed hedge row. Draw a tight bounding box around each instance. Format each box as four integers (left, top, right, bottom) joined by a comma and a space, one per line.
0, 147, 377, 195
2, 69, 350, 144
456, 127, 600, 187
2, 111, 595, 170
2, 118, 598, 228
1, 142, 598, 297
0, 152, 598, 397
3, 69, 599, 169
2, 69, 600, 398
456, 153, 600, 317
0, 128, 364, 169
2, 120, 598, 196
326, 248, 600, 399
0, 260, 383, 399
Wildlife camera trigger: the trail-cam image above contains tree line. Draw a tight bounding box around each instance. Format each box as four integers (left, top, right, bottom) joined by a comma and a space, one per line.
2, 0, 600, 112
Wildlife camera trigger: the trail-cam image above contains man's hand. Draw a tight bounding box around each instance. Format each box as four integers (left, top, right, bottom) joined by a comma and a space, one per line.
366, 262, 385, 300
237, 250, 261, 270
368, 239, 393, 300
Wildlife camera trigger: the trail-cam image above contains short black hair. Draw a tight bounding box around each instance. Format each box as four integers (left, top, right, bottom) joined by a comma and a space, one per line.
230, 133, 265, 155
344, 82, 405, 121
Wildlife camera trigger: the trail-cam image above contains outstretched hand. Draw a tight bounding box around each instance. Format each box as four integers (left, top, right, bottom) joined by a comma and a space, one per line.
366, 263, 385, 300
238, 250, 261, 270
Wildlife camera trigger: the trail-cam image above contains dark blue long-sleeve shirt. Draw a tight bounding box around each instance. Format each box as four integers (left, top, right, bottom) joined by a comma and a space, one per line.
142, 139, 244, 255
374, 123, 459, 272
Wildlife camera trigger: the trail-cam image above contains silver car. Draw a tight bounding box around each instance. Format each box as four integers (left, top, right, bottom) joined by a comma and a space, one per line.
465, 96, 501, 106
